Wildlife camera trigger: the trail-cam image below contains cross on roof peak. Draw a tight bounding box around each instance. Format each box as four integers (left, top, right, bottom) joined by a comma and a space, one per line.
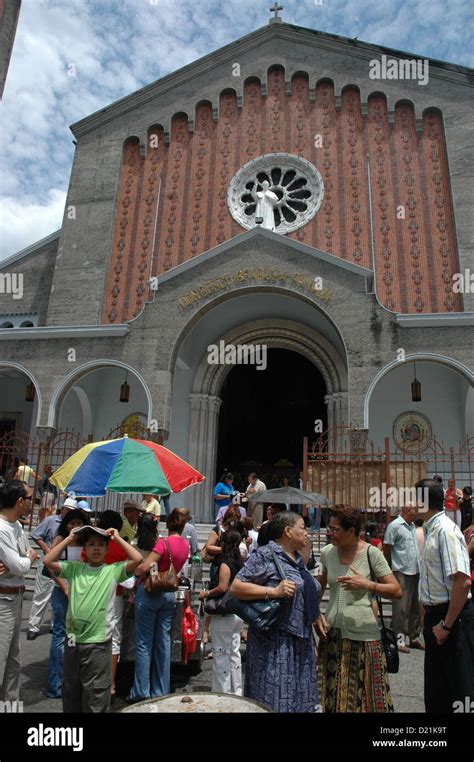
269, 3, 283, 23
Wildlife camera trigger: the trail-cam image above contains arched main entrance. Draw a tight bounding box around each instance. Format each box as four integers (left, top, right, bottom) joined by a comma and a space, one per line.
170, 292, 349, 521
216, 348, 327, 487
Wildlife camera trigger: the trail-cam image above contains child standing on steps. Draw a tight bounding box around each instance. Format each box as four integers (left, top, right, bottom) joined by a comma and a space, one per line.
43, 525, 142, 713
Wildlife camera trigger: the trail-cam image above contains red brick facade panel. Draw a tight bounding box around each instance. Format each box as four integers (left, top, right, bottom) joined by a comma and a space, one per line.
103, 74, 461, 322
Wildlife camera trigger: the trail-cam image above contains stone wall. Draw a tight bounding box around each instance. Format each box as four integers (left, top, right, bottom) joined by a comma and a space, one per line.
0, 234, 59, 325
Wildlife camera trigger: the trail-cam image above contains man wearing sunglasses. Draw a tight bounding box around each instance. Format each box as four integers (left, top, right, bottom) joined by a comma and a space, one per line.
0, 480, 38, 702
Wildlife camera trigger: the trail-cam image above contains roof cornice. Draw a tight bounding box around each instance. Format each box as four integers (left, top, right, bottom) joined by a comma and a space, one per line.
0, 230, 61, 268
157, 227, 373, 287
396, 312, 474, 327
70, 21, 473, 138
0, 324, 130, 341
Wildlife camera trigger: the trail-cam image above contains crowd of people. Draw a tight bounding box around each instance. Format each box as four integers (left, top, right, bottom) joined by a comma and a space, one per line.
0, 468, 472, 714
0, 481, 192, 712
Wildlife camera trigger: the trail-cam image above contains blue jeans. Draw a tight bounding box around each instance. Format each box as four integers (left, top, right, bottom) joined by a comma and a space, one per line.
47, 586, 68, 698
162, 495, 171, 516
130, 584, 176, 700
306, 506, 321, 530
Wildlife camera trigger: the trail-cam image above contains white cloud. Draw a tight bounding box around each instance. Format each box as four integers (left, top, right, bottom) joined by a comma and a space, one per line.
0, 188, 66, 259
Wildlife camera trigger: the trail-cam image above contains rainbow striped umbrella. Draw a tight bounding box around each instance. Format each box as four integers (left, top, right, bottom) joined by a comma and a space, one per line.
50, 436, 205, 497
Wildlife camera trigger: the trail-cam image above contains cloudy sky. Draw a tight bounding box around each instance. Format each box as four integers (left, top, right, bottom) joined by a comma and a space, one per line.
0, 0, 472, 261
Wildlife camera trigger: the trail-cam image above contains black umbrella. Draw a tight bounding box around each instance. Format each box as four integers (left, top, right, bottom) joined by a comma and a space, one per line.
247, 486, 328, 507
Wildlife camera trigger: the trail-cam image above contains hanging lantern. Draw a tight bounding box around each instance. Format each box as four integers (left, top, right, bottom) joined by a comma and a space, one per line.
25, 381, 35, 402
119, 371, 130, 403
411, 364, 421, 402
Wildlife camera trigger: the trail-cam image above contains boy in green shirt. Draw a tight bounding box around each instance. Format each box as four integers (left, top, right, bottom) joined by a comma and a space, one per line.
44, 525, 142, 713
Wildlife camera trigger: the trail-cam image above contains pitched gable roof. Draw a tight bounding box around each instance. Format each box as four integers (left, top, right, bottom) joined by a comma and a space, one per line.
70, 20, 473, 137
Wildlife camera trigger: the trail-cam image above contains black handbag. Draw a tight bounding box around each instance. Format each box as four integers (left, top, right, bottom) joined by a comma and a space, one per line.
307, 547, 317, 571
204, 558, 239, 616
223, 547, 287, 633
367, 546, 399, 674
204, 587, 232, 616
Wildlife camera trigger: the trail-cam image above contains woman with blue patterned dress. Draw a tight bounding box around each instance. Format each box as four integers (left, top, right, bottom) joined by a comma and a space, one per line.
231, 512, 321, 712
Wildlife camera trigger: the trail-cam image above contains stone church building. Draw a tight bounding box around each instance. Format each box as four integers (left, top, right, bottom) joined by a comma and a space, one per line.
0, 11, 473, 519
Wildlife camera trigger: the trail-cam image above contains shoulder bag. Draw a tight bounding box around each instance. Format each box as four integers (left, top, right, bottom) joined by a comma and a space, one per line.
144, 538, 179, 593
307, 546, 317, 571
204, 585, 233, 616
200, 526, 221, 564
223, 547, 288, 633
367, 546, 399, 674
204, 558, 243, 616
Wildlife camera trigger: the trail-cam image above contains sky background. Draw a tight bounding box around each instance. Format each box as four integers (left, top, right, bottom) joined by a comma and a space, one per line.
0, 0, 473, 261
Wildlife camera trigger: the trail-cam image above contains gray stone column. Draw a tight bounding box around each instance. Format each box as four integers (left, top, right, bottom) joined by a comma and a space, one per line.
187, 393, 222, 522
324, 392, 349, 453
336, 391, 349, 452
152, 371, 173, 432
35, 426, 58, 444
339, 392, 349, 428
324, 393, 336, 450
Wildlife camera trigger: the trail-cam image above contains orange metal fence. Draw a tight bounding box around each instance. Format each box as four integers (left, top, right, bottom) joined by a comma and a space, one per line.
0, 423, 157, 528
303, 426, 474, 526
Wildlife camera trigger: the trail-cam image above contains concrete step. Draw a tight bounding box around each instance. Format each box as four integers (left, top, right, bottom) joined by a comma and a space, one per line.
192, 524, 329, 546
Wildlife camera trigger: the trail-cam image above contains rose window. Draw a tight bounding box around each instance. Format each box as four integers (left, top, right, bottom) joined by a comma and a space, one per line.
227, 153, 324, 234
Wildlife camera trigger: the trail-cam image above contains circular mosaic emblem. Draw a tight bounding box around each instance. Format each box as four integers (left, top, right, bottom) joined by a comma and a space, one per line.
121, 412, 147, 436
393, 411, 432, 453
227, 153, 324, 234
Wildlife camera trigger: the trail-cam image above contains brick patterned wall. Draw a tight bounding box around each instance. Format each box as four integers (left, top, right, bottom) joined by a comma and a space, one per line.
103, 71, 461, 322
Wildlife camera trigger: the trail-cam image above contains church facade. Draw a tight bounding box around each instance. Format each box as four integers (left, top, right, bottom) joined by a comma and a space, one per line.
1, 16, 473, 519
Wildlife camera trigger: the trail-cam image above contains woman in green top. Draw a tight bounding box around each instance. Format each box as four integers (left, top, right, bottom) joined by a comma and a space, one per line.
315, 506, 401, 712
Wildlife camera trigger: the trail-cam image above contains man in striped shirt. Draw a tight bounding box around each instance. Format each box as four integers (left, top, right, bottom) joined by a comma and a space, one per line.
416, 478, 473, 713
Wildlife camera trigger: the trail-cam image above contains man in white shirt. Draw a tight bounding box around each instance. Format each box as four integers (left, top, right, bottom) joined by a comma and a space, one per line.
14, 459, 37, 486
177, 508, 199, 554
141, 493, 161, 522
0, 480, 38, 701
27, 496, 77, 640
244, 472, 266, 529
416, 478, 473, 713
383, 504, 423, 652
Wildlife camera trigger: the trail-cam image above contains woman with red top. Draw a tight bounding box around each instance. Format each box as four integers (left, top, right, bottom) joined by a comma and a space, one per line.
130, 509, 190, 701
445, 479, 463, 527
364, 521, 382, 549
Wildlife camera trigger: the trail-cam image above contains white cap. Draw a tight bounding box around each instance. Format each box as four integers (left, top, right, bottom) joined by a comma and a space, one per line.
63, 497, 78, 510
77, 500, 92, 513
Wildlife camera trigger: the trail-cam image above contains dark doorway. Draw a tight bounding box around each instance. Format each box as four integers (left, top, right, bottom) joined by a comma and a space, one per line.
216, 348, 327, 490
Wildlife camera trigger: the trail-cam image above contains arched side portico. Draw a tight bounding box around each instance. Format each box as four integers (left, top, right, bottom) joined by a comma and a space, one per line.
364, 353, 474, 447
48, 359, 154, 433
0, 361, 42, 430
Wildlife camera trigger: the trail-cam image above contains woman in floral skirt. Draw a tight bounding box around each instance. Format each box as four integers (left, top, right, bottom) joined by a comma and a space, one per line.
316, 505, 402, 712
